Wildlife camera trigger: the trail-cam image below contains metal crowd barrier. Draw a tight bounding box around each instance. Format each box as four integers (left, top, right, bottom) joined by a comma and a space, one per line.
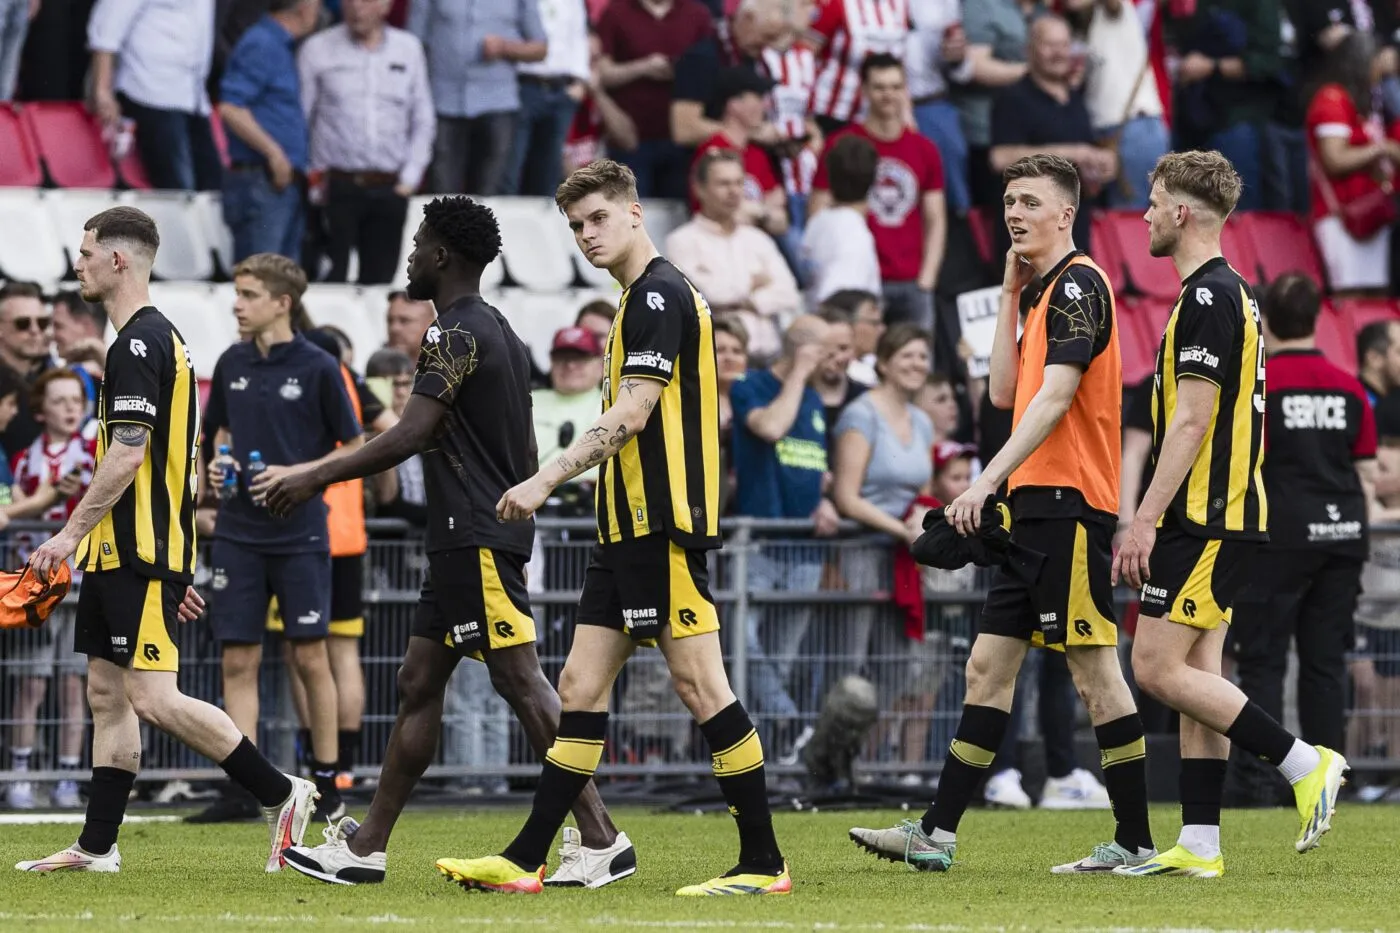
2, 519, 1399, 798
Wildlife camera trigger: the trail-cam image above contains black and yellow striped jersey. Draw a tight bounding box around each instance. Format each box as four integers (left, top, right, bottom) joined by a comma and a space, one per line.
596, 256, 722, 550
78, 307, 200, 582
1150, 257, 1268, 540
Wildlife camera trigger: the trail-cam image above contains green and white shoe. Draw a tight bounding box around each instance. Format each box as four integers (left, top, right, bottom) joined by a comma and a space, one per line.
848, 819, 955, 872
1051, 841, 1156, 874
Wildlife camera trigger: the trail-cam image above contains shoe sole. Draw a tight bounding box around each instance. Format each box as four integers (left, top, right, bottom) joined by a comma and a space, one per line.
1114, 866, 1221, 879
436, 863, 541, 894
848, 831, 950, 872
1038, 798, 1112, 811
267, 779, 320, 874
1296, 752, 1349, 853
543, 862, 639, 889
282, 849, 383, 886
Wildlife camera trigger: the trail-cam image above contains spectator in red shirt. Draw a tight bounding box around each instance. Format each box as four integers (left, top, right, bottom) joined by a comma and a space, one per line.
689, 68, 789, 235
1304, 31, 1400, 295
810, 53, 947, 333
806, 0, 910, 134
595, 0, 714, 198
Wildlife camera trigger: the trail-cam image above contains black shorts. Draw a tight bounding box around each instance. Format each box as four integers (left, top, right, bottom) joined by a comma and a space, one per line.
74, 567, 184, 673
329, 554, 365, 637
981, 518, 1117, 649
1138, 525, 1258, 630
412, 547, 537, 660
212, 540, 330, 643
1354, 626, 1400, 678
576, 536, 720, 643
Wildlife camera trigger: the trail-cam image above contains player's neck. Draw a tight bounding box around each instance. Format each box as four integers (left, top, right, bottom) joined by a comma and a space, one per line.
611, 237, 660, 289
1170, 231, 1223, 283
1024, 238, 1076, 278
253, 321, 295, 356
863, 113, 904, 141
432, 270, 483, 311
104, 284, 153, 332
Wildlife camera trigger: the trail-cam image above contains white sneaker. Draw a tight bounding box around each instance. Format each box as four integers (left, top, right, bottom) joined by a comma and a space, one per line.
6, 781, 37, 810
543, 827, 637, 888
283, 817, 386, 885
984, 768, 1032, 809
1040, 768, 1112, 810
51, 781, 83, 809
261, 775, 319, 873
16, 844, 120, 873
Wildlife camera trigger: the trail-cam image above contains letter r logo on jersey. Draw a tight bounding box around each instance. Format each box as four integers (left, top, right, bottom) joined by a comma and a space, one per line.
1181, 598, 1197, 620
1063, 281, 1083, 301
1195, 287, 1213, 306
494, 620, 515, 640
130, 338, 147, 357
142, 643, 160, 662
646, 292, 665, 310
678, 608, 698, 627
1073, 619, 1091, 638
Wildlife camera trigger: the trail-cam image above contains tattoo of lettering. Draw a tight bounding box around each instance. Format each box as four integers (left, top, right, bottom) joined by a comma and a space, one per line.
113, 424, 149, 447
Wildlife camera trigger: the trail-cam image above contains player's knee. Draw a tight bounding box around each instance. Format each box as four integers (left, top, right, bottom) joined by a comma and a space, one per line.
556, 664, 607, 712
1129, 641, 1176, 702
964, 649, 1012, 706
395, 662, 437, 710
221, 645, 260, 683
287, 638, 331, 673
86, 675, 126, 718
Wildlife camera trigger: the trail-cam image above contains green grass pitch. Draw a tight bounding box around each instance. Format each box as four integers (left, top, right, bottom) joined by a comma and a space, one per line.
2, 804, 1397, 932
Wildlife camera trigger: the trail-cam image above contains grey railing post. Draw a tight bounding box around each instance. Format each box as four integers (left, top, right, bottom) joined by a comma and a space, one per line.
730, 518, 751, 708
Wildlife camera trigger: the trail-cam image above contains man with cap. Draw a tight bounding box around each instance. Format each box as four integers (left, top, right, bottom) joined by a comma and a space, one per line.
688, 66, 789, 235
531, 325, 605, 520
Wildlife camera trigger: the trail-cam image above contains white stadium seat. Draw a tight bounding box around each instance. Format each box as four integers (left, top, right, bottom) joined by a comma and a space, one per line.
389, 195, 504, 293
147, 282, 235, 379
45, 189, 119, 270
641, 199, 688, 254
0, 189, 68, 282
486, 197, 575, 292
491, 287, 614, 373
125, 191, 215, 282
301, 283, 389, 369
192, 191, 235, 278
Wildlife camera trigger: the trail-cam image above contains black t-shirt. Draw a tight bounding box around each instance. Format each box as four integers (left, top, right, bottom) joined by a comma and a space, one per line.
824, 379, 867, 445
412, 295, 537, 557
1363, 379, 1400, 442
1263, 349, 1375, 557
672, 29, 762, 119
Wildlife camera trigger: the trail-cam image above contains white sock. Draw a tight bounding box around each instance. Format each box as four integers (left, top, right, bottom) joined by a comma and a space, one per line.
930, 828, 956, 845
1278, 740, 1322, 785
1177, 824, 1220, 860
11, 747, 31, 772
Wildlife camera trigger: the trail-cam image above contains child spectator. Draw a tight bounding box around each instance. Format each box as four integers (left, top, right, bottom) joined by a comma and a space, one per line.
803, 134, 882, 306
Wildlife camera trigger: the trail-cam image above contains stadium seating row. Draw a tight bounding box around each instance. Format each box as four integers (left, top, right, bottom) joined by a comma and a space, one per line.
0, 101, 199, 190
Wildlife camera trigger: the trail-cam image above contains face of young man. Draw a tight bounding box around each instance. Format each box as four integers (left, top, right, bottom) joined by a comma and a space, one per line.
1004, 175, 1073, 262
232, 274, 290, 340
566, 191, 645, 272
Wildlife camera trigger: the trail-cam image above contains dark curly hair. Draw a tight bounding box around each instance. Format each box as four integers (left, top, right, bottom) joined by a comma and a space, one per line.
421, 196, 502, 269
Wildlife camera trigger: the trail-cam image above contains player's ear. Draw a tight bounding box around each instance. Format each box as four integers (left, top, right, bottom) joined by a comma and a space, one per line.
630, 200, 643, 228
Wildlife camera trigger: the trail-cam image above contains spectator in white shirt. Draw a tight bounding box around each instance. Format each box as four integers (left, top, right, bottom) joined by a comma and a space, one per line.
300, 0, 435, 284
907, 0, 972, 213
666, 147, 802, 363
802, 133, 881, 307
506, 0, 590, 196
88, 0, 220, 191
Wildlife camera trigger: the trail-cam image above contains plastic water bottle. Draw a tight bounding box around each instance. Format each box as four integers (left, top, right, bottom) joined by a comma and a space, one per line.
245, 450, 266, 505
216, 444, 238, 502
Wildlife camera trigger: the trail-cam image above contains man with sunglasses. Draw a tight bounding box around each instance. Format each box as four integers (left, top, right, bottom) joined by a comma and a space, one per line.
0, 281, 61, 456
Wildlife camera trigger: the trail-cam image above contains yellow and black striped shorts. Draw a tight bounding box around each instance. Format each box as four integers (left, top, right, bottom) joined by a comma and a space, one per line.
411, 547, 537, 660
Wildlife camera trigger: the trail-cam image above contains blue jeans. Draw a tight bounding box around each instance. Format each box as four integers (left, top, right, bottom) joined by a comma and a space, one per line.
120, 94, 223, 191
222, 167, 305, 263
0, 0, 28, 101
1261, 121, 1309, 214
1207, 121, 1262, 212
778, 190, 809, 289
915, 99, 970, 214
504, 79, 579, 196
615, 138, 691, 200
1098, 115, 1170, 210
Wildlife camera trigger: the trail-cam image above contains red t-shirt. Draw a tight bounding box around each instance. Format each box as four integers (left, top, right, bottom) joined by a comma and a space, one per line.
1305, 83, 1400, 224
812, 123, 944, 282
596, 0, 714, 141
564, 96, 604, 171
688, 132, 780, 211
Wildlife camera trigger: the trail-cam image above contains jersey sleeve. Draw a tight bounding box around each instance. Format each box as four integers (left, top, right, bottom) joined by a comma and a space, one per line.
1172, 284, 1237, 385
103, 323, 166, 433
413, 319, 479, 404
618, 280, 687, 384
1043, 265, 1110, 368
1354, 385, 1379, 459
1306, 84, 1355, 140
321, 361, 363, 445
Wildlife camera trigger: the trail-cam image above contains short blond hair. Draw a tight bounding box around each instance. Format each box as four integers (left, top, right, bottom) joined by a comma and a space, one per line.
1149, 150, 1243, 219
233, 253, 312, 330
555, 159, 639, 212
1003, 153, 1080, 207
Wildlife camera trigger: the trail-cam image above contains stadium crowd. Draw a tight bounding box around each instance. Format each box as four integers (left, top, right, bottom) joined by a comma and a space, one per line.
3, 0, 1400, 815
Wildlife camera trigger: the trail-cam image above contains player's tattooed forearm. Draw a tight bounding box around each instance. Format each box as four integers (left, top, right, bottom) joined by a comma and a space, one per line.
113, 424, 150, 447
556, 454, 582, 474
583, 425, 608, 441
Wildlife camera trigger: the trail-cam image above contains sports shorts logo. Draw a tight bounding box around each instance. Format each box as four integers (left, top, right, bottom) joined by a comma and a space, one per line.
296, 610, 322, 625
678, 608, 698, 627
1074, 619, 1092, 638
211, 569, 228, 591
1142, 584, 1168, 601
450, 621, 479, 644
494, 620, 515, 639
1181, 598, 1197, 619
142, 643, 161, 662
621, 607, 658, 630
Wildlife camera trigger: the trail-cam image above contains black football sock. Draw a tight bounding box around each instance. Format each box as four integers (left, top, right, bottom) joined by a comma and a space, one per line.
502, 710, 608, 872
312, 761, 340, 803
297, 728, 313, 770
698, 701, 783, 875
77, 767, 136, 855
337, 729, 360, 773
1224, 701, 1296, 765
1094, 713, 1154, 853
220, 737, 294, 808
921, 704, 1010, 835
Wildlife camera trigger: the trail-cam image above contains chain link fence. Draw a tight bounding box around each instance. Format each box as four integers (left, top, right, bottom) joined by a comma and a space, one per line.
2, 518, 1399, 796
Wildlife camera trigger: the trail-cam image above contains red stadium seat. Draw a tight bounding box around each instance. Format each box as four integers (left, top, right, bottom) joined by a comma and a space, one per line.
1236, 211, 1326, 287
0, 105, 43, 187
965, 206, 996, 266
1219, 214, 1261, 284
116, 145, 152, 190
22, 102, 116, 188
1089, 211, 1127, 288
1333, 296, 1400, 339
1115, 297, 1158, 384
1097, 210, 1180, 299
1314, 299, 1357, 373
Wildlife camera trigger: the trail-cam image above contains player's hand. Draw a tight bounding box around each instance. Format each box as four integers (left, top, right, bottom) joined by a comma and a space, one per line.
1003, 248, 1035, 295
945, 479, 994, 537
29, 529, 79, 580
261, 465, 323, 517
1112, 518, 1156, 589
497, 474, 553, 522
176, 586, 205, 623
